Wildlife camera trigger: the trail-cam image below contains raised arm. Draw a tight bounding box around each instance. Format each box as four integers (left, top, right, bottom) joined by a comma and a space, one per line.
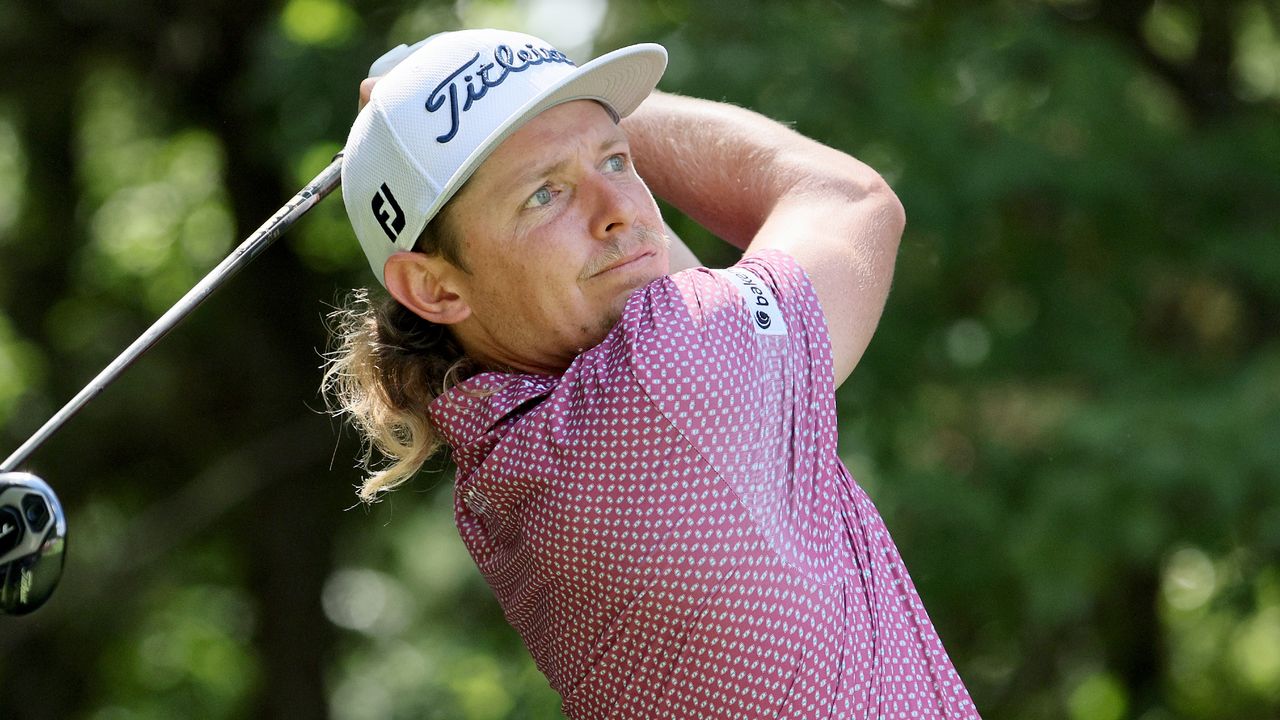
621, 92, 904, 387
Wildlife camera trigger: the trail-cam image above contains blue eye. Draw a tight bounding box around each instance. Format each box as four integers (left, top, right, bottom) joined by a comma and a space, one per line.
605, 154, 626, 172
525, 186, 553, 209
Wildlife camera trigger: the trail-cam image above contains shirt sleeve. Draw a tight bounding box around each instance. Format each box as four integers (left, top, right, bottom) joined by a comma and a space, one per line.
621, 249, 844, 576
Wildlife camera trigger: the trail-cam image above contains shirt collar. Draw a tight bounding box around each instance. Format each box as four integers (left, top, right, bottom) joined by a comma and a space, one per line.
428, 371, 558, 462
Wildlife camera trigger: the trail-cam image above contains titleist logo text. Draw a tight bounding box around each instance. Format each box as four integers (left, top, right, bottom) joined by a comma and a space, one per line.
426, 43, 575, 143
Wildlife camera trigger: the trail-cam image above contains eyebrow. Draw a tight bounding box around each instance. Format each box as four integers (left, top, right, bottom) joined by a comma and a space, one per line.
510, 134, 628, 194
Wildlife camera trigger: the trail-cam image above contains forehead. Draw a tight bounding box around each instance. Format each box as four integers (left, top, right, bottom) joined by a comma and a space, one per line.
465, 100, 625, 193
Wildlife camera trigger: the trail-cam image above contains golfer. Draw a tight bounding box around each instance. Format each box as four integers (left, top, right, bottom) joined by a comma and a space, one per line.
327, 29, 980, 719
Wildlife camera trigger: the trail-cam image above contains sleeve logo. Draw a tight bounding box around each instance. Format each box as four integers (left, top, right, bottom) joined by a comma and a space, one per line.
371, 182, 406, 242
714, 268, 788, 336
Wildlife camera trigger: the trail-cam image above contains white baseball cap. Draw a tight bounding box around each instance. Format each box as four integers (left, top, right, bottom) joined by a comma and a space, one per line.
341, 29, 668, 286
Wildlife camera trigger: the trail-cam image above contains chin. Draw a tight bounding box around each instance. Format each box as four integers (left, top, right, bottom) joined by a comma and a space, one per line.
597, 307, 625, 339
578, 271, 661, 350
584, 298, 630, 343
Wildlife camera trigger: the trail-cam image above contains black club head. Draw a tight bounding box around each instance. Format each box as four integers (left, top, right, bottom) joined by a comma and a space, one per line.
0, 472, 67, 615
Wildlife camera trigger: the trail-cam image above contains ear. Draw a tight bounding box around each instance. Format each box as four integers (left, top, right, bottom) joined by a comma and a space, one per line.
383, 252, 471, 325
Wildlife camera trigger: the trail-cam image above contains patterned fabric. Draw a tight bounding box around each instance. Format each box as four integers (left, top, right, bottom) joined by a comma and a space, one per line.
429, 250, 981, 719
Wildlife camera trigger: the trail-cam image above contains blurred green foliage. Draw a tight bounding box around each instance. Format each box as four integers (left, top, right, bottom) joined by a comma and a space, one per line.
1, 0, 1278, 718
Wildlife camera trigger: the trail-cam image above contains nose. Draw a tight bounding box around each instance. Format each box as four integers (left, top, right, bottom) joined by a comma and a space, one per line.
584, 172, 636, 241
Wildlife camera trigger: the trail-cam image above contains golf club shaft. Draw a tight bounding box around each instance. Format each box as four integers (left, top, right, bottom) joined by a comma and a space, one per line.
1, 155, 344, 473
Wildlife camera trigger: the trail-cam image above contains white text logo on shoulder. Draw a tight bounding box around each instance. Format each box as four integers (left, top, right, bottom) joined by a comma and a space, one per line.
715, 268, 788, 336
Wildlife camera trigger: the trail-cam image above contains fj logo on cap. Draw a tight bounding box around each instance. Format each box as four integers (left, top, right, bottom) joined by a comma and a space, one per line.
426, 44, 576, 143
715, 268, 788, 336
371, 182, 405, 242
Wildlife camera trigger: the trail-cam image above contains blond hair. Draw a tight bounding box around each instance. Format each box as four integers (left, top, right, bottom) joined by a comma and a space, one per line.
321, 216, 478, 501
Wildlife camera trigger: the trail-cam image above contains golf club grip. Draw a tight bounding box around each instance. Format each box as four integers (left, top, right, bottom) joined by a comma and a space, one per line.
1, 155, 344, 473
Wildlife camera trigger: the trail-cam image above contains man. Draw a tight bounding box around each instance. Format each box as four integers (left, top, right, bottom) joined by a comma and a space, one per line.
327, 28, 980, 719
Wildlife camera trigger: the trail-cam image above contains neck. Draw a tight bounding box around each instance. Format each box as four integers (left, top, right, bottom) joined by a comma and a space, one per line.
451, 320, 574, 377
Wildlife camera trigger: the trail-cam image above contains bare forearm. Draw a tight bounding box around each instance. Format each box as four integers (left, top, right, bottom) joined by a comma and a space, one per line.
621, 91, 891, 250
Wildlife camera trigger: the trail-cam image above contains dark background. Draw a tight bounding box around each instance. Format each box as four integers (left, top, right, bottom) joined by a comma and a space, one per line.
1, 0, 1278, 717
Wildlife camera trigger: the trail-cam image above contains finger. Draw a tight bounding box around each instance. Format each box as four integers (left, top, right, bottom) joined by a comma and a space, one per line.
358, 77, 381, 111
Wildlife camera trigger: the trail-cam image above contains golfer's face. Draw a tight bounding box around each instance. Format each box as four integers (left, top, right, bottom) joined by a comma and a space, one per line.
445, 100, 669, 373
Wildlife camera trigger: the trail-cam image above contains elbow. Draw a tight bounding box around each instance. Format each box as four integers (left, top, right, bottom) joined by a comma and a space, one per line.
823, 155, 906, 251
850, 171, 904, 255
876, 179, 906, 252
875, 180, 906, 253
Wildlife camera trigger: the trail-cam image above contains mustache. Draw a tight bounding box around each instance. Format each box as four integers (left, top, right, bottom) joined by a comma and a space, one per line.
579, 225, 670, 280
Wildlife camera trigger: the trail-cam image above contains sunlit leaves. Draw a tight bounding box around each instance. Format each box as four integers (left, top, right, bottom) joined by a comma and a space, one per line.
1143, 1, 1202, 64
1067, 672, 1128, 720
0, 110, 26, 244
456, 0, 609, 58
289, 142, 364, 273
322, 567, 413, 635
91, 584, 260, 720
1232, 601, 1280, 697
1163, 552, 1280, 715
0, 314, 43, 425
1234, 1, 1280, 100
1163, 546, 1218, 611
74, 66, 233, 314
280, 0, 359, 47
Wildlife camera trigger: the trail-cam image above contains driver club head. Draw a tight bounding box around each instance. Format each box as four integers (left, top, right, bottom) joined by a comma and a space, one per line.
0, 471, 67, 615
